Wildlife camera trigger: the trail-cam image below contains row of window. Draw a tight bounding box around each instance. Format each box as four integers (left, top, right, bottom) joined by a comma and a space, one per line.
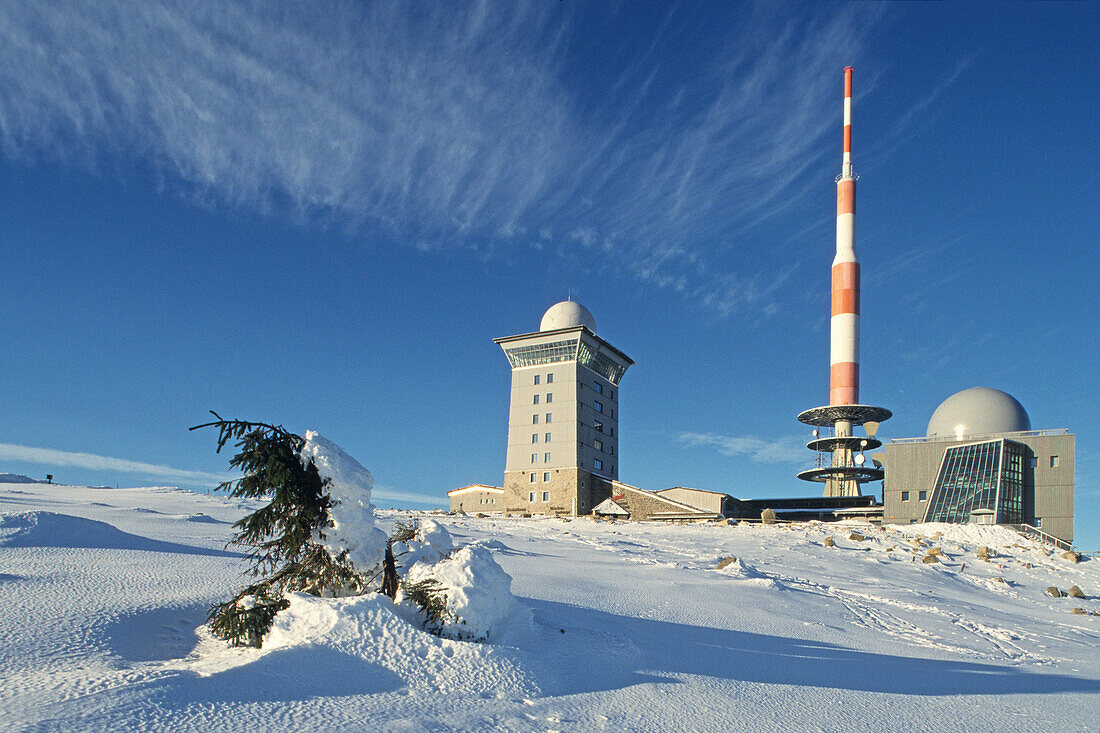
900, 490, 928, 502
533, 393, 553, 404
533, 373, 554, 385
531, 432, 552, 443
529, 491, 551, 501
531, 452, 551, 464
532, 413, 552, 424
528, 472, 551, 483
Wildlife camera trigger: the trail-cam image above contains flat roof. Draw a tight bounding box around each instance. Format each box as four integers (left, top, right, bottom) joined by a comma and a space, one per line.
447, 484, 504, 496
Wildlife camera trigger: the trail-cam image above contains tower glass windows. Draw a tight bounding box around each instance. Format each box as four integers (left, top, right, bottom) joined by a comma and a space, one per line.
504, 339, 579, 369
577, 341, 628, 384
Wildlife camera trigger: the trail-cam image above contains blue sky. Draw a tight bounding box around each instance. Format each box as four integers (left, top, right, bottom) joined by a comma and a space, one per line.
1, 2, 1098, 546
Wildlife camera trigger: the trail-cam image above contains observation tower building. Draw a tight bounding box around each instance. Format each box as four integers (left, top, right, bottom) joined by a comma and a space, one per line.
494, 301, 634, 516
798, 67, 892, 497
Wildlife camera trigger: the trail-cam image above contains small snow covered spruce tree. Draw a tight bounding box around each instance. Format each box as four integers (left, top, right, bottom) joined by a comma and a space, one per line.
193, 413, 448, 648
193, 414, 380, 646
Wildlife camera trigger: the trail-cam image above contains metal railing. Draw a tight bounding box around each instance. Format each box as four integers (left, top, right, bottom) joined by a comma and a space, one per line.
891, 429, 1069, 445
1008, 523, 1075, 552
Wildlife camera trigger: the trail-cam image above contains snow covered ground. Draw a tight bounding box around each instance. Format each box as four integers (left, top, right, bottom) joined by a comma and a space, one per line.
2, 482, 1098, 732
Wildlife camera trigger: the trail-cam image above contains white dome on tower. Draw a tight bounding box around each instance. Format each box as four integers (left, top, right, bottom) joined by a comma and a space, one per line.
540, 301, 596, 332
926, 387, 1031, 440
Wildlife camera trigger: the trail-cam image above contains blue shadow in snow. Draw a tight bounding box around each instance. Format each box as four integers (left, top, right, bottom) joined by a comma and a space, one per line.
525, 598, 1100, 697
0, 511, 241, 558
101, 603, 212, 663
149, 645, 404, 705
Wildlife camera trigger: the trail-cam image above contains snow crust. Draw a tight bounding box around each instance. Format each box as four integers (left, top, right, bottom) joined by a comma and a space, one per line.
297, 430, 387, 572
3, 482, 1099, 732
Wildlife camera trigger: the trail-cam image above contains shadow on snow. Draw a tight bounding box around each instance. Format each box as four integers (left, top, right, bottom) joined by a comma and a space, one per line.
524, 598, 1100, 698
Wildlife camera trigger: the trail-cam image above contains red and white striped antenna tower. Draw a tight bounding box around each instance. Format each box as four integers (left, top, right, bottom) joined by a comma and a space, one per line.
797, 66, 891, 498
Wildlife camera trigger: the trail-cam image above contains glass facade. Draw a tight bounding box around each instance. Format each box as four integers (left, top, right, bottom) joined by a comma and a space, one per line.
504, 337, 627, 384
504, 339, 579, 368
577, 341, 628, 384
923, 439, 1025, 525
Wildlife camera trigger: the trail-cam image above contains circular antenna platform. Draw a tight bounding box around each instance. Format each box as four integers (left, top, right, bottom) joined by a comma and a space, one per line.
806, 436, 881, 453
797, 404, 892, 428
796, 465, 885, 483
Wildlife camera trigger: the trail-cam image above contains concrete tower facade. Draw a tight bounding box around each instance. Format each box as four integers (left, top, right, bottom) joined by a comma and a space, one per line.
798, 67, 891, 498
494, 302, 634, 517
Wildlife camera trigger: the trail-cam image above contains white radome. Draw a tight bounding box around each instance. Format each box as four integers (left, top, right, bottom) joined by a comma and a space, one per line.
926, 387, 1031, 440
539, 300, 596, 332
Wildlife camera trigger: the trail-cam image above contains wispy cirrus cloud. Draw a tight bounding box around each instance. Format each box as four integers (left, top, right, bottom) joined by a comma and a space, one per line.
0, 442, 229, 484
677, 431, 806, 465
0, 1, 912, 315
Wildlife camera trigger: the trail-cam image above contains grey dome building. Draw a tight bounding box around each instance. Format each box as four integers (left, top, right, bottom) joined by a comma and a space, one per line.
926, 387, 1031, 440
882, 387, 1075, 542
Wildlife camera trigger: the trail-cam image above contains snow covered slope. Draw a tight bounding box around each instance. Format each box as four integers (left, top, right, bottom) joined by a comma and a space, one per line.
1, 483, 1097, 732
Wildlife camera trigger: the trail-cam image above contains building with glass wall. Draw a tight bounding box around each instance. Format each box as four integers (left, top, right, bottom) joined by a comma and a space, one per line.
493, 301, 634, 516
882, 387, 1075, 542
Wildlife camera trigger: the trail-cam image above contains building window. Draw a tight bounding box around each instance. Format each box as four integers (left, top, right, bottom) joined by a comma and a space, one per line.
546, 393, 553, 403
594, 458, 604, 471
544, 452, 551, 463
609, 390, 614, 400
594, 421, 603, 433
545, 413, 552, 423
594, 381, 603, 394
534, 374, 540, 385
1030, 456, 1038, 468
545, 432, 552, 442
594, 400, 603, 414
531, 453, 537, 464
547, 373, 553, 384
901, 491, 910, 502
529, 475, 535, 485
594, 439, 603, 452
529, 491, 535, 500
1037, 517, 1043, 529
609, 446, 614, 455
533, 394, 540, 405
532, 414, 539, 424
919, 490, 927, 501
610, 408, 614, 418
532, 433, 538, 443
542, 491, 549, 501
610, 427, 614, 436
1050, 455, 1059, 468
543, 472, 550, 482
